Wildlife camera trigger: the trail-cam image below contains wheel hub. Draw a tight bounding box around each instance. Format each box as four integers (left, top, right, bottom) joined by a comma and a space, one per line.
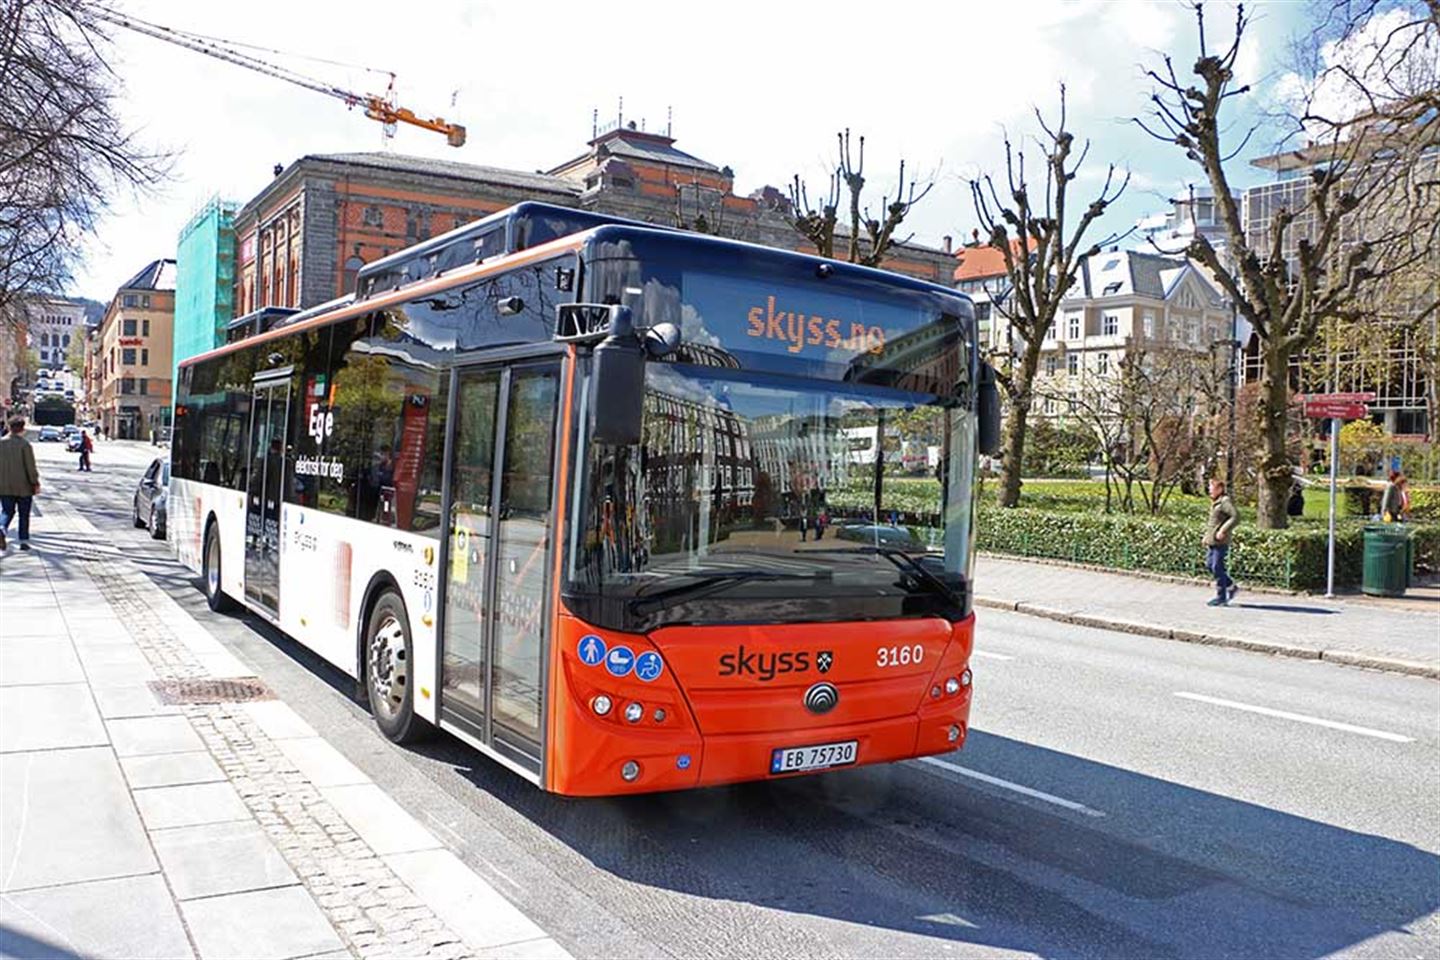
369, 616, 407, 719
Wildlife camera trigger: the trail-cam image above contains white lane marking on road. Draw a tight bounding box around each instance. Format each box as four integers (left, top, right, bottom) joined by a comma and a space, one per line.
917, 756, 1106, 818
1173, 692, 1415, 743
917, 912, 979, 929
971, 650, 1013, 661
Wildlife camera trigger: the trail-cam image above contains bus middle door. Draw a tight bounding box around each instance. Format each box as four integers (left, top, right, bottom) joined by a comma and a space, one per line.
244, 377, 291, 617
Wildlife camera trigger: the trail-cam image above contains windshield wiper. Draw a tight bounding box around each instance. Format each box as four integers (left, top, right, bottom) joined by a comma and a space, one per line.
800, 547, 963, 607
628, 570, 815, 616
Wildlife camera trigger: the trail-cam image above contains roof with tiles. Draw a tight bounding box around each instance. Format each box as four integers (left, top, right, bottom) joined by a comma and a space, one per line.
296, 153, 581, 196
953, 238, 1033, 282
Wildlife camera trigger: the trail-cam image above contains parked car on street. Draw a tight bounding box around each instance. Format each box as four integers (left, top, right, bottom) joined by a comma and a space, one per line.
38, 426, 62, 442
133, 457, 169, 539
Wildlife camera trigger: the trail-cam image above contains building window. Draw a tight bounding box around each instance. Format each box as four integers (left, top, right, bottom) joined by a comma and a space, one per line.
123, 318, 137, 336
1143, 311, 1155, 338
122, 348, 136, 365
142, 319, 150, 336
138, 378, 148, 395
123, 294, 137, 308
1187, 322, 1199, 345
62, 333, 70, 347
1097, 352, 1110, 375
974, 302, 991, 321
1043, 396, 1056, 414
1067, 314, 1081, 340
1102, 314, 1119, 336
1045, 356, 1058, 376
141, 295, 151, 308
120, 378, 135, 395
41, 333, 49, 346
343, 255, 366, 296
1102, 281, 1123, 296
1067, 353, 1079, 376
141, 348, 149, 366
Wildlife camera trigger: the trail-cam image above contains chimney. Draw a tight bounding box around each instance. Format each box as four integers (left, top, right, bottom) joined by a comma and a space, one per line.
943, 235, 952, 254
971, 228, 980, 245
272, 163, 283, 178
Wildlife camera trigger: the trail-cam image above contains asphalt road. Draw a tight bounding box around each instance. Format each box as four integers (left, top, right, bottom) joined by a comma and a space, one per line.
29, 439, 1440, 959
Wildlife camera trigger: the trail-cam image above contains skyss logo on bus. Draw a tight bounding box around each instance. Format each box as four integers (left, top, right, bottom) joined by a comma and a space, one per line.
745, 295, 887, 357
718, 645, 834, 682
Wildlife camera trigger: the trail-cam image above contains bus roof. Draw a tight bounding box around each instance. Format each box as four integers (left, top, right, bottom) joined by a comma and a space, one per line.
179, 221, 970, 370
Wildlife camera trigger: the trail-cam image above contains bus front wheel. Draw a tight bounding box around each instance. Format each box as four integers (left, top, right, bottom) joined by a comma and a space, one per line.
365, 590, 428, 744
202, 523, 235, 614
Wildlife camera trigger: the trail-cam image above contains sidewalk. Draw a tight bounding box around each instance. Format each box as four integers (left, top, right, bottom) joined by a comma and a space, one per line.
1, 500, 569, 960
974, 555, 1440, 678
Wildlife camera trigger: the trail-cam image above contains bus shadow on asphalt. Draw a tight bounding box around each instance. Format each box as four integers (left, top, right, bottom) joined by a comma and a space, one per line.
419, 727, 1438, 958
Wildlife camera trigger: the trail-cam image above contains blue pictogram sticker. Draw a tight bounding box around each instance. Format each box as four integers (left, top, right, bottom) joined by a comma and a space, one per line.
605, 645, 635, 677
677, 754, 692, 770
770, 749, 783, 774
634, 651, 664, 682
578, 635, 607, 667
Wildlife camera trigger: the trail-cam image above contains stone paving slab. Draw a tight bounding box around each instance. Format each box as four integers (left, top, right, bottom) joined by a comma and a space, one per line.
151, 819, 299, 900
0, 873, 192, 960
133, 780, 252, 831
107, 714, 206, 757
180, 885, 346, 960
120, 750, 227, 789
0, 635, 84, 686
0, 747, 156, 892
0, 683, 107, 753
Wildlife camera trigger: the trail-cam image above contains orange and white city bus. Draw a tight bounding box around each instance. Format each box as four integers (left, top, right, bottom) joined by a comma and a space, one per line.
171, 203, 1000, 796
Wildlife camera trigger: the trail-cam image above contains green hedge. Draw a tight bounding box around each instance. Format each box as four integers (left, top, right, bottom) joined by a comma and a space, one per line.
975, 505, 1440, 590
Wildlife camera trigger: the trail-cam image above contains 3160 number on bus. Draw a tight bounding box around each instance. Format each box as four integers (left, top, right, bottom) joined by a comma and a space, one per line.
876, 644, 924, 668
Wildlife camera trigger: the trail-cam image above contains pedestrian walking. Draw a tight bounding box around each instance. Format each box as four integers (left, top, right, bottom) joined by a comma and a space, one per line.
78, 430, 93, 472
1203, 478, 1239, 607
1379, 470, 1409, 522
815, 508, 829, 540
0, 416, 42, 552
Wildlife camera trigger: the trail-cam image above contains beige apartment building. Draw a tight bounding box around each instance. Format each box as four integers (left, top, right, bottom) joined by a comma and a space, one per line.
97, 260, 177, 439
1033, 250, 1232, 419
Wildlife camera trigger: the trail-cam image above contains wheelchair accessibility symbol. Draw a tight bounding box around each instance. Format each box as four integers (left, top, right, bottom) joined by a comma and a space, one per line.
634, 651, 664, 682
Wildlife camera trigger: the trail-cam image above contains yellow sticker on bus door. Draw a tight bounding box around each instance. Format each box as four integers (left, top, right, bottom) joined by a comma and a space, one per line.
451, 526, 469, 583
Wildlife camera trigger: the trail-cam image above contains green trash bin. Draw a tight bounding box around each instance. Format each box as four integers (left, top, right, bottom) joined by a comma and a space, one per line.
1362, 523, 1410, 597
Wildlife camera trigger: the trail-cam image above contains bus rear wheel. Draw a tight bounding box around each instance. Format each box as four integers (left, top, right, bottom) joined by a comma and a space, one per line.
365, 590, 428, 744
202, 523, 235, 613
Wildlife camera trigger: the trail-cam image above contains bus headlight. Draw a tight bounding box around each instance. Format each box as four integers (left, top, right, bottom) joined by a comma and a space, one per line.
944, 677, 960, 696
624, 702, 644, 723
592, 695, 613, 716
960, 669, 972, 687
621, 760, 641, 782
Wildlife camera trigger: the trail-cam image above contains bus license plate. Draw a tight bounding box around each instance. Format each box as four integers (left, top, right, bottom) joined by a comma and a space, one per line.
770, 740, 858, 775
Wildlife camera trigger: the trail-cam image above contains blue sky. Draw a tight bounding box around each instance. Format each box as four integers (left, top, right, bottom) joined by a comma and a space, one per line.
74, 0, 1318, 300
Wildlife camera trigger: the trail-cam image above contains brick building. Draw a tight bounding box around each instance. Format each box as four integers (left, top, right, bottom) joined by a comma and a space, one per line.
97, 260, 176, 440
228, 125, 955, 321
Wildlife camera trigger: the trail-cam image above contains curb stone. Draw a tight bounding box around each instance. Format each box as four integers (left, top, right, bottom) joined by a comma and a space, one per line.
975, 595, 1439, 680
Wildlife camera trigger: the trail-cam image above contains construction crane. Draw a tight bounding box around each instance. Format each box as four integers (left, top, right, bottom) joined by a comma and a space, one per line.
82, 5, 467, 147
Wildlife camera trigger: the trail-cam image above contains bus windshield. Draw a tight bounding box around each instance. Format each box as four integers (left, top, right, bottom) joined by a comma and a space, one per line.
566, 362, 976, 631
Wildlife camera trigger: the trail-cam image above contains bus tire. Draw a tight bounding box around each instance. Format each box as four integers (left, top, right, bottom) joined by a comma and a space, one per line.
364, 590, 428, 744
202, 522, 236, 614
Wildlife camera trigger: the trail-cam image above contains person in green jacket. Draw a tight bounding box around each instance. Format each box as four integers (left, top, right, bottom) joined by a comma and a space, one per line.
0, 416, 42, 552
1203, 478, 1239, 607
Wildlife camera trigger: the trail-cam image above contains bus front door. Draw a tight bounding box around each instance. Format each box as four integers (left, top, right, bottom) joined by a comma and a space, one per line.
440, 360, 561, 774
244, 379, 290, 616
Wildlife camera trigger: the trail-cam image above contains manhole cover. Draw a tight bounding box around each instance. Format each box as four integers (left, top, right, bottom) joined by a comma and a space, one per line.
149, 677, 275, 704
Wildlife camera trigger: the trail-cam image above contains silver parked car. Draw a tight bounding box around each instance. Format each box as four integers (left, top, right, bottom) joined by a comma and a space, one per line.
133, 458, 169, 539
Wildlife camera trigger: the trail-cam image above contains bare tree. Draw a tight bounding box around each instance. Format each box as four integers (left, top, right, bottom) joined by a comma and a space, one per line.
787, 129, 934, 266
1041, 345, 1224, 514
969, 85, 1131, 507
1136, 2, 1437, 527
0, 0, 168, 330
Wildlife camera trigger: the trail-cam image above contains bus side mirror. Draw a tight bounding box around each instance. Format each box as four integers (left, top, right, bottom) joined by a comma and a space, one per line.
590, 306, 645, 446
977, 362, 1002, 457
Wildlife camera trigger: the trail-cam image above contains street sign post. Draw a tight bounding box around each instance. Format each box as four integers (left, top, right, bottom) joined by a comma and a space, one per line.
1299, 394, 1373, 598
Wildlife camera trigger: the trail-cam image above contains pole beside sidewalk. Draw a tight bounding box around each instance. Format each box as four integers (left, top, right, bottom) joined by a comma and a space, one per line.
1325, 416, 1338, 599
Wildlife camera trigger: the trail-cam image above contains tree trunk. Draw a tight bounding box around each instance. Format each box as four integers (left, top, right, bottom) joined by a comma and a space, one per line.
1255, 346, 1292, 529
998, 346, 1043, 508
